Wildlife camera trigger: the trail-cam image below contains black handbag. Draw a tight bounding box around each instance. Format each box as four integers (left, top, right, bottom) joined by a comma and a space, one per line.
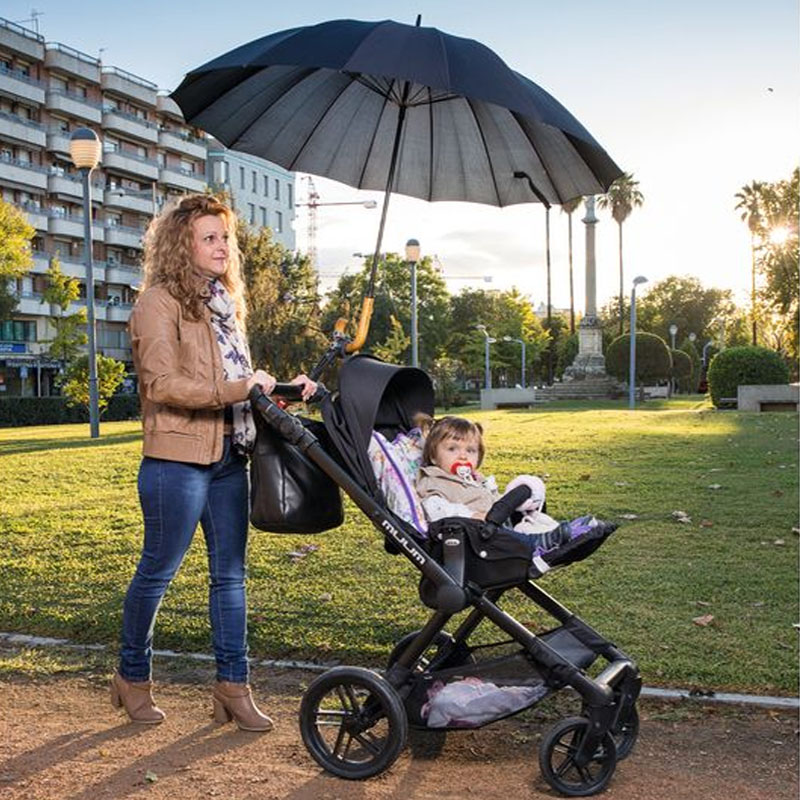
249, 413, 344, 534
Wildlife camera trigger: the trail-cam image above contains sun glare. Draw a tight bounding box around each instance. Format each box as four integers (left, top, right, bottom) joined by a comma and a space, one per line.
768, 226, 790, 245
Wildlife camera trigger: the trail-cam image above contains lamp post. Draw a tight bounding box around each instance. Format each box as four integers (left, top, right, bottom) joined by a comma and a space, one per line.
476, 325, 495, 389
70, 127, 102, 438
502, 336, 526, 388
668, 323, 678, 350
629, 276, 648, 409
405, 238, 420, 367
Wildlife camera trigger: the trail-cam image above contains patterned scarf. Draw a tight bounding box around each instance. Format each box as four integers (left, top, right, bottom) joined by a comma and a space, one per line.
205, 279, 256, 454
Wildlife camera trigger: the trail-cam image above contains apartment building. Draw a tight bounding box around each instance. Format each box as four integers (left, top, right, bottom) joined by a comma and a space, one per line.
207, 141, 296, 251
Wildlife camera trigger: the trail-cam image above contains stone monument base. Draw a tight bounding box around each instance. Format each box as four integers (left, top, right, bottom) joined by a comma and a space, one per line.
564, 316, 607, 380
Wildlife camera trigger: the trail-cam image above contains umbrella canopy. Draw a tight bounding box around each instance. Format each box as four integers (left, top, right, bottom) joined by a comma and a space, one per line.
172, 18, 621, 208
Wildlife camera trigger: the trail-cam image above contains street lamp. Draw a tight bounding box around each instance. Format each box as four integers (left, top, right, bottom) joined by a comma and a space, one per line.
405, 238, 420, 368
629, 275, 648, 409
70, 127, 102, 439
668, 323, 678, 350
476, 325, 495, 390
514, 170, 553, 385
502, 336, 527, 388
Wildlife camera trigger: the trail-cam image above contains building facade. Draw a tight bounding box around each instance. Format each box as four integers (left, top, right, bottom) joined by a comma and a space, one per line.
0, 15, 211, 396
206, 141, 296, 251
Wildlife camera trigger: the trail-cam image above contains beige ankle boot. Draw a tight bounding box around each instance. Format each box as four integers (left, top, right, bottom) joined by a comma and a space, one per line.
212, 681, 273, 732
110, 672, 165, 724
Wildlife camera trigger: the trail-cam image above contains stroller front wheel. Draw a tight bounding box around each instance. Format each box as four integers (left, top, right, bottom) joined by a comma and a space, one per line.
538, 715, 617, 796
299, 666, 408, 780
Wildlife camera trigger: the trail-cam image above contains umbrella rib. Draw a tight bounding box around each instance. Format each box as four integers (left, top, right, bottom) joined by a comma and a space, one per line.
465, 97, 503, 206
357, 81, 395, 188
427, 86, 434, 202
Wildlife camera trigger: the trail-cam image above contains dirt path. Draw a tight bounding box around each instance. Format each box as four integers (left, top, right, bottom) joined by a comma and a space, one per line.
0, 669, 796, 800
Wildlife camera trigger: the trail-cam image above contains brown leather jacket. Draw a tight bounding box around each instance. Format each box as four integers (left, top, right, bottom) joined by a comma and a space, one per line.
130, 286, 250, 464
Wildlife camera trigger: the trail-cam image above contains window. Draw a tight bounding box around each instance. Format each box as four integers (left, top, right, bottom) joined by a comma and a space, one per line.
0, 320, 36, 342
263, 175, 269, 196
274, 178, 280, 201
260, 207, 267, 227
107, 249, 122, 265
49, 75, 67, 92
248, 203, 255, 224
103, 136, 119, 153
239, 166, 245, 189
179, 158, 193, 174
252, 170, 257, 193
287, 184, 293, 208
275, 211, 283, 233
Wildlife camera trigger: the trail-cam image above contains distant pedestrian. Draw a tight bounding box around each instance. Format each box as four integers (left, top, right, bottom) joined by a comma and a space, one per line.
111, 194, 315, 729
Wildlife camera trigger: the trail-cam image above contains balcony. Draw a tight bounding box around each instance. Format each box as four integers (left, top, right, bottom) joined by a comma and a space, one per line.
53, 257, 106, 282
103, 188, 155, 215
104, 223, 145, 249
158, 129, 207, 160
14, 292, 47, 316
159, 166, 206, 193
0, 65, 46, 104
20, 203, 47, 231
0, 18, 45, 60
102, 149, 159, 181
156, 93, 183, 121
47, 171, 83, 199
106, 301, 134, 323
48, 212, 104, 242
0, 110, 46, 148
74, 298, 108, 322
0, 156, 48, 192
101, 67, 157, 107
44, 43, 101, 83
105, 263, 143, 286
102, 108, 159, 143
45, 89, 103, 124
46, 127, 71, 157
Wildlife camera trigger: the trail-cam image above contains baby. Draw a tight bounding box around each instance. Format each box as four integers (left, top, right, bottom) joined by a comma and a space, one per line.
415, 415, 564, 548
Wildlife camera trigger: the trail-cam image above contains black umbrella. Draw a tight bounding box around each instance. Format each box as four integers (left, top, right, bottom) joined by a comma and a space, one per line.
172, 17, 622, 349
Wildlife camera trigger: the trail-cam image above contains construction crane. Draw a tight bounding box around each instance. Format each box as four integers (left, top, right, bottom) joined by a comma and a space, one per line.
295, 175, 377, 269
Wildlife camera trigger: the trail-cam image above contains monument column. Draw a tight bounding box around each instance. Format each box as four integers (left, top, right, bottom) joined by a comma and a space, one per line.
564, 195, 608, 380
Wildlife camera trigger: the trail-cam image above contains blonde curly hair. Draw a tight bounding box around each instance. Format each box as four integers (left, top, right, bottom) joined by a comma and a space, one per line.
141, 194, 246, 328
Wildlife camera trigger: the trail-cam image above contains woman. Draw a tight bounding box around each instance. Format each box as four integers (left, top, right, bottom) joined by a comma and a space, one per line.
111, 194, 315, 730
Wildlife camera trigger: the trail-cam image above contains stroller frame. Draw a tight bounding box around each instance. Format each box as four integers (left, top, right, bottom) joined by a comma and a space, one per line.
252, 379, 641, 797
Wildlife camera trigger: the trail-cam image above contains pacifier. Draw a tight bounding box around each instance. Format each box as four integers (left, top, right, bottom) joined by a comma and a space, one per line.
450, 461, 475, 481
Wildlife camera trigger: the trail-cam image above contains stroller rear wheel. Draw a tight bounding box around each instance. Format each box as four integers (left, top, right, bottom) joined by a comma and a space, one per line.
299, 666, 408, 780
539, 715, 617, 796
386, 630, 476, 673
581, 702, 639, 760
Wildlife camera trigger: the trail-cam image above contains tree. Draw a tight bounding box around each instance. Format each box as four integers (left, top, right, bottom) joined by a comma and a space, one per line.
560, 196, 583, 334
0, 198, 35, 321
60, 353, 125, 415
238, 221, 327, 378
372, 315, 410, 363
597, 173, 644, 335
41, 257, 88, 368
734, 180, 766, 345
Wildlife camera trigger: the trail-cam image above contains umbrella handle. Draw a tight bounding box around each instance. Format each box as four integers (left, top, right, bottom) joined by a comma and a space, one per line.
344, 296, 374, 354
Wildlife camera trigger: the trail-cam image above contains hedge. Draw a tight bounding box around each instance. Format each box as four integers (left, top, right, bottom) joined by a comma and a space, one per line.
706, 346, 790, 408
0, 394, 140, 427
605, 333, 672, 383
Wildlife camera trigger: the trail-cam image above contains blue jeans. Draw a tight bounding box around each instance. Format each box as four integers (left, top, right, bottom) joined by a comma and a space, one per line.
119, 437, 250, 683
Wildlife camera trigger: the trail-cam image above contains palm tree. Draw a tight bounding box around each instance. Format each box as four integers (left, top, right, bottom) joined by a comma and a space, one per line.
734, 180, 765, 345
597, 173, 644, 334
561, 196, 583, 334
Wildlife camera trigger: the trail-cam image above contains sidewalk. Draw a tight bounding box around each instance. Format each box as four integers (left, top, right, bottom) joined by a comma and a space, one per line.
0, 665, 796, 800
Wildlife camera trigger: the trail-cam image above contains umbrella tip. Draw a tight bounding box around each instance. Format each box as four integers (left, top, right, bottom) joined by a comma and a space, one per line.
415, 14, 422, 26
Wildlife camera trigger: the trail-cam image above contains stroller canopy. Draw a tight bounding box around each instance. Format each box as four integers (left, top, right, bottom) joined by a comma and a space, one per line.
322, 354, 435, 496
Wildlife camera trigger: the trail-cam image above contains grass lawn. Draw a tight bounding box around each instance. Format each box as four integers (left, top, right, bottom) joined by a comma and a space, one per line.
1, 399, 797, 694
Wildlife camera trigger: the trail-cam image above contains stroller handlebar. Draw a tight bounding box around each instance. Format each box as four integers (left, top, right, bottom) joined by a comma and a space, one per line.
249, 382, 328, 405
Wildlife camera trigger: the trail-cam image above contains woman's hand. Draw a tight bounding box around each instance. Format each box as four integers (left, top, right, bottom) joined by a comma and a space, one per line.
247, 369, 276, 395
290, 373, 318, 401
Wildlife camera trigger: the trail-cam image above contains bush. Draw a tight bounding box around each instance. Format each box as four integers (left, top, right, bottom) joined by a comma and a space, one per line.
0, 394, 140, 427
671, 349, 693, 392
706, 346, 790, 408
606, 333, 672, 384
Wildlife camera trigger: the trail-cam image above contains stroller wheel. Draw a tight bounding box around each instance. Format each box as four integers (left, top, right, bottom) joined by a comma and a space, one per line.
539, 716, 617, 797
386, 630, 475, 673
581, 702, 639, 760
299, 666, 408, 780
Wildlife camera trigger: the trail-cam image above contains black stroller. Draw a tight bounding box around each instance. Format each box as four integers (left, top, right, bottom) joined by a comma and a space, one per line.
251, 354, 641, 797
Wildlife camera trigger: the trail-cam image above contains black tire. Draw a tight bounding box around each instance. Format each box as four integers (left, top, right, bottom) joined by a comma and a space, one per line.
299, 666, 408, 780
386, 630, 476, 673
612, 705, 639, 760
538, 715, 617, 797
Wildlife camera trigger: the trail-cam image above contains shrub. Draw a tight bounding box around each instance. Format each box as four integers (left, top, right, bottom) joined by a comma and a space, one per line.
706, 346, 790, 407
0, 394, 140, 427
606, 333, 672, 384
671, 349, 693, 392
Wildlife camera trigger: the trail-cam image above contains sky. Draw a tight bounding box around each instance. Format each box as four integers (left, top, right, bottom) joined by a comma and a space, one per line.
6, 0, 798, 313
